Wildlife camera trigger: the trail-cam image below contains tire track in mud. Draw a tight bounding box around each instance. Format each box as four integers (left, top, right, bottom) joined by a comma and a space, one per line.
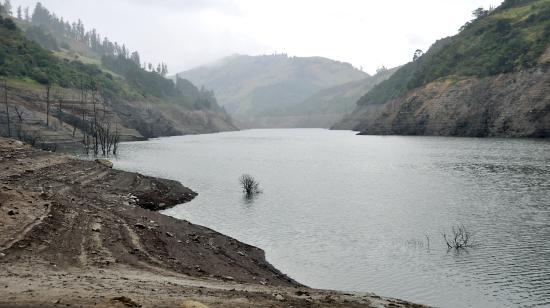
0, 193, 51, 253
0, 138, 428, 307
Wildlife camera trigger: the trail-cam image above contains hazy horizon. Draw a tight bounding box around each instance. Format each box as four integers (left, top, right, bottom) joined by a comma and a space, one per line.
11, 0, 503, 74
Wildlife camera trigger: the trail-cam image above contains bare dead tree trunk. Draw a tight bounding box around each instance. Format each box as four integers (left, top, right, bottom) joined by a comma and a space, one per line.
91, 79, 99, 156
2, 79, 10, 138
72, 94, 77, 137
45, 84, 51, 128
78, 80, 87, 138
82, 120, 90, 155
81, 87, 88, 154
58, 99, 63, 128
13, 105, 24, 139
112, 121, 120, 155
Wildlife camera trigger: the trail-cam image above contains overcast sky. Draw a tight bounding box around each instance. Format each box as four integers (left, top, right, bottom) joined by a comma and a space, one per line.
11, 0, 503, 74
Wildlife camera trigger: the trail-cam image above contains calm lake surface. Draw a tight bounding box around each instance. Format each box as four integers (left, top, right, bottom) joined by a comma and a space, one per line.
114, 129, 550, 308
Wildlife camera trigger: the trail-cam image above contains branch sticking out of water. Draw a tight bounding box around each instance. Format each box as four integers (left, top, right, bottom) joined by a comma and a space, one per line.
239, 174, 262, 198
442, 225, 475, 250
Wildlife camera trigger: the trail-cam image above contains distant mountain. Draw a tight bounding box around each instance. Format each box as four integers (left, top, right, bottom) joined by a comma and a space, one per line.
334, 0, 550, 137
237, 68, 398, 128
265, 68, 398, 128
178, 54, 369, 127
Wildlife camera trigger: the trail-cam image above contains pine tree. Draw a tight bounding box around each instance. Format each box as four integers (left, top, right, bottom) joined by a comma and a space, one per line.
160, 63, 169, 77
32, 2, 51, 25
24, 6, 29, 21
121, 44, 128, 58
4, 0, 12, 16
130, 51, 141, 66
16, 5, 21, 19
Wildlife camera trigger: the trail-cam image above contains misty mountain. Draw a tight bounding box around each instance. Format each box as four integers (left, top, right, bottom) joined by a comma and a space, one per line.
0, 3, 236, 148
334, 0, 550, 137
177, 54, 368, 127
236, 67, 398, 128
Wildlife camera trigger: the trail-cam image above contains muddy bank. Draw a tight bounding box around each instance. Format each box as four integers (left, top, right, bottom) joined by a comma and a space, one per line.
0, 137, 425, 307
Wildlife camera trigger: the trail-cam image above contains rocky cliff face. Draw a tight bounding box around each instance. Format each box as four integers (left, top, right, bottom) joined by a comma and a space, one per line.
334, 57, 550, 138
108, 99, 237, 138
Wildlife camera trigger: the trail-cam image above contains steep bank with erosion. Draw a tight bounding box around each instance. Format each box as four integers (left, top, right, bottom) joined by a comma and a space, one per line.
0, 11, 237, 150
333, 66, 550, 137
0, 137, 424, 307
0, 80, 238, 151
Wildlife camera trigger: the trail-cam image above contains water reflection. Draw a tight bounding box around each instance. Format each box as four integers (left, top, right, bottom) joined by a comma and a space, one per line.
241, 194, 260, 205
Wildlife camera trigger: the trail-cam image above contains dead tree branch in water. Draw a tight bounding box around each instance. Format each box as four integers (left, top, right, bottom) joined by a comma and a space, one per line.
443, 225, 475, 250
239, 174, 262, 198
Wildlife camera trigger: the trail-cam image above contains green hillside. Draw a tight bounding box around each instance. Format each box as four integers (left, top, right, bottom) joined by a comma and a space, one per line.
0, 2, 236, 148
0, 14, 124, 98
359, 0, 550, 106
0, 2, 223, 111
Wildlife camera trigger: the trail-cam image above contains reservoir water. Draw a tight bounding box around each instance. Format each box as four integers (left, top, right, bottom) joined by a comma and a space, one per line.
114, 129, 550, 308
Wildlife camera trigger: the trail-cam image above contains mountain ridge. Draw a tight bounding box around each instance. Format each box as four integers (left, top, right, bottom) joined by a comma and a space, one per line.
178, 54, 370, 127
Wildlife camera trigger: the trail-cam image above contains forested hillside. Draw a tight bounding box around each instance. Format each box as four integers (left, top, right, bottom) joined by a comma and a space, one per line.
334, 0, 550, 137
0, 2, 236, 151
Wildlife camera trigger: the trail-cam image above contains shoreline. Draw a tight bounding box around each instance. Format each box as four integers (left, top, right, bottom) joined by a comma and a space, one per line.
0, 137, 426, 307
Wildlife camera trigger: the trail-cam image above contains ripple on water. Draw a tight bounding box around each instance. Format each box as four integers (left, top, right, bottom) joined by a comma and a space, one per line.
114, 130, 550, 308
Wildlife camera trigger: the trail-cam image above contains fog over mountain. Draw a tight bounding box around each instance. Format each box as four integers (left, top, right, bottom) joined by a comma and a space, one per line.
178, 54, 376, 127
179, 55, 398, 128
11, 0, 503, 74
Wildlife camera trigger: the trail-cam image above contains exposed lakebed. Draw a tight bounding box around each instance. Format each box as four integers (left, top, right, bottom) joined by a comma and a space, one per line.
114, 129, 550, 308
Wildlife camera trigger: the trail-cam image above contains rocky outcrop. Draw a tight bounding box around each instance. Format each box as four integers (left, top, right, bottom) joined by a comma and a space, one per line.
333, 66, 550, 137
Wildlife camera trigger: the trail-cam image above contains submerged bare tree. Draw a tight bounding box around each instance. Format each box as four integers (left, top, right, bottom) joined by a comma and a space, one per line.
239, 174, 262, 198
443, 225, 475, 250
